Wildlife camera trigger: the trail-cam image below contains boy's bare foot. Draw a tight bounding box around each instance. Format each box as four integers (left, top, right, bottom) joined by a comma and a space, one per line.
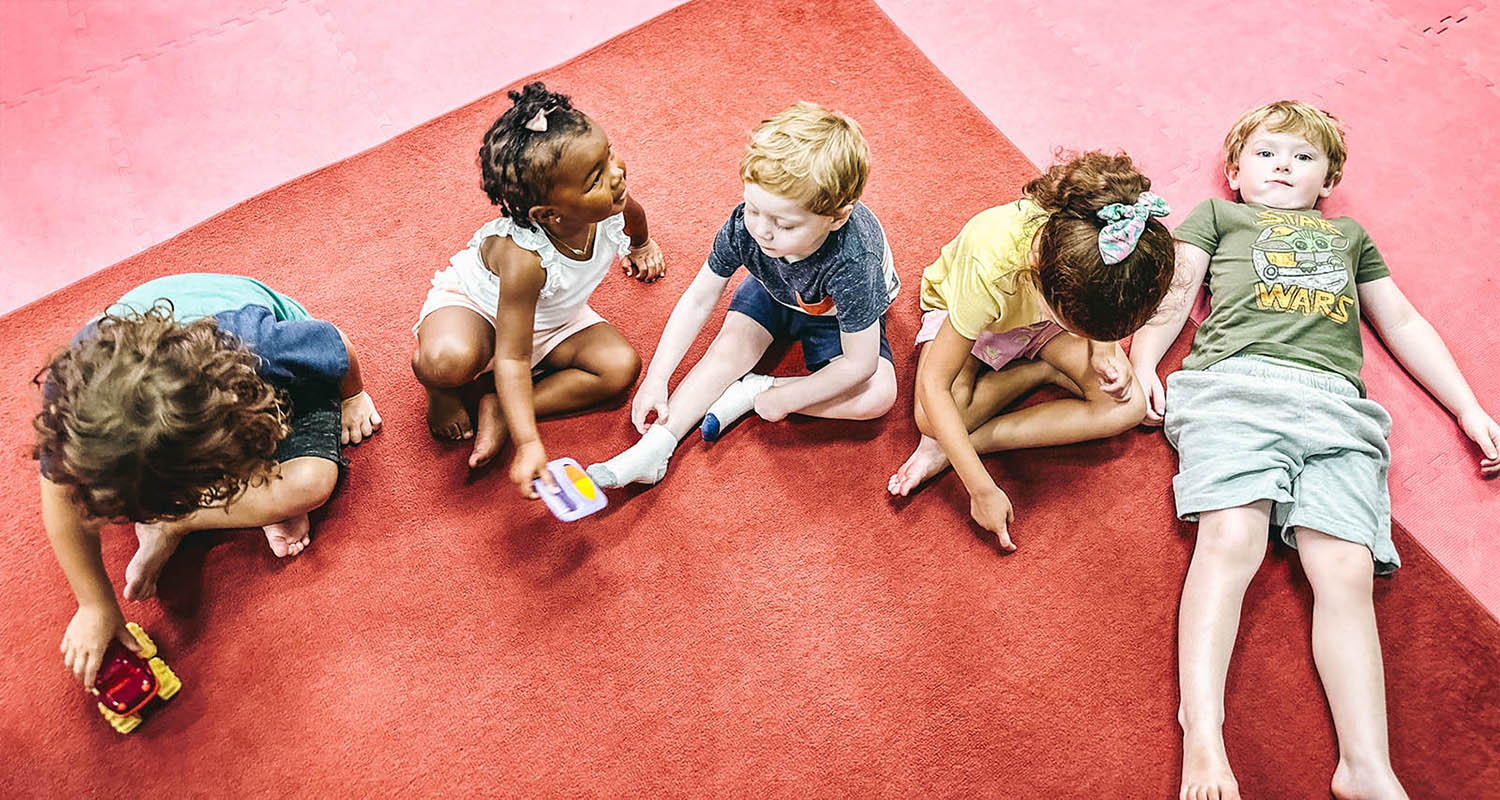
1180, 727, 1240, 800
125, 522, 187, 601
263, 513, 311, 557
426, 385, 473, 441
468, 392, 508, 469
1331, 759, 1408, 800
888, 435, 950, 496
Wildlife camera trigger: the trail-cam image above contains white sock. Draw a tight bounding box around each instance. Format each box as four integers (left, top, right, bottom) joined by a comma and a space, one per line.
700, 372, 775, 441
587, 424, 678, 488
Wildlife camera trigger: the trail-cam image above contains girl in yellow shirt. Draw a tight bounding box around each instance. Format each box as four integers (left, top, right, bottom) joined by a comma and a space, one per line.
888, 152, 1175, 549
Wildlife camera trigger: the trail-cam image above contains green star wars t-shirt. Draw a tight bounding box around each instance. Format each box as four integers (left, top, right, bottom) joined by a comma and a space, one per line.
1173, 198, 1390, 395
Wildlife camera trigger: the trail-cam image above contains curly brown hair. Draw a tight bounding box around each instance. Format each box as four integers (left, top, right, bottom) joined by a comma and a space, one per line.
1023, 151, 1176, 342
33, 303, 288, 522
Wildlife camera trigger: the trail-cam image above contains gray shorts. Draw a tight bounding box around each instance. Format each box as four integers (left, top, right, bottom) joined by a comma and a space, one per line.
1164, 356, 1397, 574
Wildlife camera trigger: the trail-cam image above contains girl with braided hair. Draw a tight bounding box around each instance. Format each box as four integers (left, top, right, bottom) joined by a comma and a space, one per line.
412, 82, 664, 496
887, 152, 1177, 549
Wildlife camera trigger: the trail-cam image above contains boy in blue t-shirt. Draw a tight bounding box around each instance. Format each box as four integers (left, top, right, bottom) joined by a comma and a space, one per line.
35, 274, 381, 688
588, 102, 900, 488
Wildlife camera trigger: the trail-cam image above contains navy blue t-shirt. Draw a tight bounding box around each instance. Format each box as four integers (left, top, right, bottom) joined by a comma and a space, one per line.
706, 202, 900, 333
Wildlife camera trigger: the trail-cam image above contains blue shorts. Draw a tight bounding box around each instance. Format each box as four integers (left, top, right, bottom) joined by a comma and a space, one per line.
726, 277, 892, 371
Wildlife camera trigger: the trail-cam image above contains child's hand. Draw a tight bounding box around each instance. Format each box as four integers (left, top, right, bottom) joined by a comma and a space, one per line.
623, 239, 666, 282
631, 378, 670, 433
1089, 346, 1133, 403
971, 487, 1016, 551
510, 440, 555, 499
1458, 407, 1500, 477
62, 603, 138, 687
340, 391, 383, 445
1135, 362, 1167, 425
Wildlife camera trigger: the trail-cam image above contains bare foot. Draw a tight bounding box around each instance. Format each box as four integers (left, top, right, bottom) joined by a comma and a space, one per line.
887, 435, 950, 496
468, 392, 508, 469
425, 385, 473, 441
124, 522, 187, 601
263, 513, 311, 557
1331, 759, 1407, 800
1180, 727, 1240, 800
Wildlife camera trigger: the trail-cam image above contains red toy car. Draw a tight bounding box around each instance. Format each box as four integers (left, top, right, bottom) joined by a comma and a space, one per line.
91, 623, 181, 733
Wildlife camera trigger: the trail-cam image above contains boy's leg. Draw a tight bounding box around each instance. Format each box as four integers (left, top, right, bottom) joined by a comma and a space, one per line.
1295, 528, 1407, 800
589, 312, 772, 487
465, 321, 642, 469
1178, 501, 1272, 800
412, 307, 494, 441
888, 341, 1085, 496
762, 356, 899, 421
125, 457, 340, 600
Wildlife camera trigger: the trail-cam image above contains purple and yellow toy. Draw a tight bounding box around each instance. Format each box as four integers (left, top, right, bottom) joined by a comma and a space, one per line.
534, 457, 607, 521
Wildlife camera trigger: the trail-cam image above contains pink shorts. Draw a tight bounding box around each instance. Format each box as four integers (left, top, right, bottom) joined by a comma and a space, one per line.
414, 283, 605, 369
914, 309, 1065, 371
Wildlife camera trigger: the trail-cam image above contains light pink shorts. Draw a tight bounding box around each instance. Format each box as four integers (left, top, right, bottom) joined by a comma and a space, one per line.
914, 309, 1065, 371
414, 282, 605, 369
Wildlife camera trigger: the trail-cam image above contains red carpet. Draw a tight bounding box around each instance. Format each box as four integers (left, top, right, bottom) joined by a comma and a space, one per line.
2, 0, 1497, 794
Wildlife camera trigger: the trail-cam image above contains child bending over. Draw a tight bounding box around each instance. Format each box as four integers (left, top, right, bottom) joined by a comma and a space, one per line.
36, 273, 381, 686
888, 152, 1177, 549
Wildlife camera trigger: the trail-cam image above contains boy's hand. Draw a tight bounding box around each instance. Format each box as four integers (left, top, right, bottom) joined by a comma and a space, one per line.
62, 603, 138, 687
340, 391, 383, 445
623, 239, 666, 282
631, 378, 669, 433
1458, 407, 1500, 477
1090, 346, 1133, 403
510, 440, 555, 499
1134, 360, 1167, 425
971, 486, 1016, 551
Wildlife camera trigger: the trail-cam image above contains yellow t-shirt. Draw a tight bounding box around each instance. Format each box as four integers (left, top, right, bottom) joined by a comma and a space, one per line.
918, 199, 1048, 340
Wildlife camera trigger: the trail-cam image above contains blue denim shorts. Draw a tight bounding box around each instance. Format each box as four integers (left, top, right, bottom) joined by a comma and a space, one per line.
727, 277, 892, 370
1164, 356, 1396, 573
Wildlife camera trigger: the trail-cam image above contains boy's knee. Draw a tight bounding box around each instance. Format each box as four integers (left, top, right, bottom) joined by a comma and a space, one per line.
1298, 530, 1375, 595
412, 340, 485, 388
853, 365, 898, 419
1195, 512, 1269, 570
276, 457, 339, 513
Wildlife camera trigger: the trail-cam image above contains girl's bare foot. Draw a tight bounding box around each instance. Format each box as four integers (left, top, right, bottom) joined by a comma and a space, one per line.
1330, 759, 1408, 800
1180, 727, 1240, 800
263, 513, 311, 557
468, 392, 509, 468
124, 522, 187, 601
888, 435, 950, 496
426, 385, 473, 441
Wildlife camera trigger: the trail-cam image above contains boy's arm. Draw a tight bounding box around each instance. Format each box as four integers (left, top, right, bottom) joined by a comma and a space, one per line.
1360, 276, 1500, 475
334, 327, 381, 445
632, 261, 731, 431
754, 323, 880, 420
489, 243, 553, 496
621, 194, 664, 281
1129, 240, 1212, 424
41, 476, 139, 686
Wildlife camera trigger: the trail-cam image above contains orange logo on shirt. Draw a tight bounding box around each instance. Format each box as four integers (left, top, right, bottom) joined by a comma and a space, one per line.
796, 292, 836, 315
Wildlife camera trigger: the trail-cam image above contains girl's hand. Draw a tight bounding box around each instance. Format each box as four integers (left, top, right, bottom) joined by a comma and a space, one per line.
62, 603, 138, 687
340, 391, 383, 445
623, 239, 666, 282
1089, 345, 1133, 403
510, 440, 555, 499
971, 487, 1016, 551
631, 378, 670, 433
1458, 407, 1500, 477
1135, 362, 1167, 425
